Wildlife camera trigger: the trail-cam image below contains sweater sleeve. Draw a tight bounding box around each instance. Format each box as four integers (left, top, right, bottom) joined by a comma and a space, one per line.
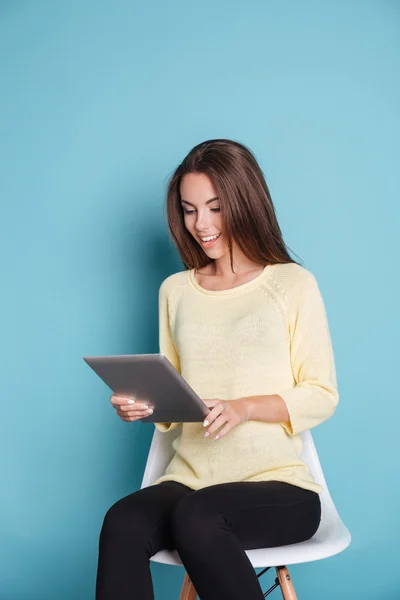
278, 271, 339, 436
154, 279, 182, 433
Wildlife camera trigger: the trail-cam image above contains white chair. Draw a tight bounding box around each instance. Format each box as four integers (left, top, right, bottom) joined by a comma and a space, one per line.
141, 426, 351, 599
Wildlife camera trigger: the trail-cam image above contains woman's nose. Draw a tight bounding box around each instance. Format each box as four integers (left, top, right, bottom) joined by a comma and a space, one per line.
196, 212, 212, 229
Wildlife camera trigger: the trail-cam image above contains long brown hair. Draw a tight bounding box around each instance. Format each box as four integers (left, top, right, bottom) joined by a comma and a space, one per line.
165, 139, 302, 272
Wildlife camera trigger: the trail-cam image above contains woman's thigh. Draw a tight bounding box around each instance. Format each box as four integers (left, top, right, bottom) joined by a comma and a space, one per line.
171, 481, 321, 551
100, 481, 193, 556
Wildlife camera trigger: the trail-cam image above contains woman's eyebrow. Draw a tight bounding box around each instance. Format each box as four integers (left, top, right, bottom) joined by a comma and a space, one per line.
181, 197, 219, 207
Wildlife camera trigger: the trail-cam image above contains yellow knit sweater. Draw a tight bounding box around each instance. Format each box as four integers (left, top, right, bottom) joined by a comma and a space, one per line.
152, 262, 339, 494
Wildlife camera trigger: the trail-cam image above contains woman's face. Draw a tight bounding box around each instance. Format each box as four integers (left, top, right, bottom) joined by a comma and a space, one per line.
180, 172, 227, 256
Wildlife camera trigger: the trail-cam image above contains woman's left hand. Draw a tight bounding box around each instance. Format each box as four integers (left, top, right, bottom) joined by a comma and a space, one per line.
202, 398, 251, 441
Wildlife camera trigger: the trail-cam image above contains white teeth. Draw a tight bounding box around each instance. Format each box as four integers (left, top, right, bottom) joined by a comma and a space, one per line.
201, 233, 220, 242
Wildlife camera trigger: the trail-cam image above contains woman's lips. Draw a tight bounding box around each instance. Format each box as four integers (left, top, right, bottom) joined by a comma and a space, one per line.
199, 233, 221, 248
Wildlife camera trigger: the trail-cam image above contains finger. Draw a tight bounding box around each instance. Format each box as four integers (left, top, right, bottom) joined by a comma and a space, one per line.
112, 397, 152, 411
119, 402, 153, 412
121, 411, 153, 422
120, 415, 143, 422
202, 398, 220, 409
206, 412, 229, 436
111, 394, 137, 407
117, 405, 154, 417
203, 403, 225, 426
117, 410, 146, 419
117, 406, 152, 417
212, 421, 232, 440
123, 408, 154, 418
118, 408, 149, 419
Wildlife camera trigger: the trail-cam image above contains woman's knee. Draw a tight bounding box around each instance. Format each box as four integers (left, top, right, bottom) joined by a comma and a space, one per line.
100, 494, 152, 543
170, 493, 227, 551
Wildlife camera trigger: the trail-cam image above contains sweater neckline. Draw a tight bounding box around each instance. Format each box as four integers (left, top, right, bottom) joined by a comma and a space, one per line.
188, 264, 276, 296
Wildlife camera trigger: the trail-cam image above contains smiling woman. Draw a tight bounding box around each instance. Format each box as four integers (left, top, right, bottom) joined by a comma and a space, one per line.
96, 139, 339, 600
165, 139, 296, 277
181, 173, 224, 251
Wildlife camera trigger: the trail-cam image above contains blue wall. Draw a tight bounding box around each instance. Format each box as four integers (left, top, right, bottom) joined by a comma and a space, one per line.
1, 1, 399, 598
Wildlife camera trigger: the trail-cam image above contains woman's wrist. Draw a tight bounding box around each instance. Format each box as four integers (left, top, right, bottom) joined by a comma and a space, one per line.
239, 394, 290, 423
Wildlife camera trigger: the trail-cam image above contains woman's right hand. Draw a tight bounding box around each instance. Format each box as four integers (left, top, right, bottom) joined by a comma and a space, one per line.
111, 393, 154, 422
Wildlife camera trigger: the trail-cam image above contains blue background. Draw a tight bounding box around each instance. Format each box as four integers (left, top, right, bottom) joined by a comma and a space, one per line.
1, 1, 399, 598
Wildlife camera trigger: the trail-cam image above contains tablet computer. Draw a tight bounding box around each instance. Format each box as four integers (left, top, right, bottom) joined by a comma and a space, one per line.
83, 353, 210, 423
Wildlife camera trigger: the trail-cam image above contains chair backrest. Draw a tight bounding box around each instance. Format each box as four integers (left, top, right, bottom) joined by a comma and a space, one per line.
299, 430, 329, 491
141, 426, 338, 515
141, 426, 181, 489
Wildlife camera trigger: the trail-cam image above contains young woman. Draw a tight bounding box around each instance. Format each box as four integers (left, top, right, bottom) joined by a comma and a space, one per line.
96, 139, 339, 600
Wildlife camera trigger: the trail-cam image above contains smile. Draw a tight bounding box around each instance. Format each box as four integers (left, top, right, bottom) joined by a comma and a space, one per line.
198, 233, 221, 248
200, 233, 221, 242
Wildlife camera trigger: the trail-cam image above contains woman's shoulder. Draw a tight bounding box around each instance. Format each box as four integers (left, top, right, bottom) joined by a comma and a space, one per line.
159, 269, 188, 297
271, 261, 317, 288
267, 262, 321, 309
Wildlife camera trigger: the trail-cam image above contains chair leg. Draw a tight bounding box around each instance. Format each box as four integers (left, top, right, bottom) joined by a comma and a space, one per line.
276, 566, 297, 600
178, 566, 297, 600
179, 572, 198, 600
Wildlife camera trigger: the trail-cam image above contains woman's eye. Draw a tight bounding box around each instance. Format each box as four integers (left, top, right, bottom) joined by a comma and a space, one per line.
183, 208, 221, 214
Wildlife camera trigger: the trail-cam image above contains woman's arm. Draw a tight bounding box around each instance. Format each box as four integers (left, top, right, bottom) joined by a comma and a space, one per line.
244, 394, 290, 423
245, 270, 339, 435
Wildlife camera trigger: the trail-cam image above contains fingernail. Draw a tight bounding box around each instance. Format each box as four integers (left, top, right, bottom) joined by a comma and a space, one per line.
203, 420, 209, 427
147, 409, 153, 414
214, 435, 220, 441
141, 404, 148, 409
128, 400, 135, 404
204, 431, 209, 437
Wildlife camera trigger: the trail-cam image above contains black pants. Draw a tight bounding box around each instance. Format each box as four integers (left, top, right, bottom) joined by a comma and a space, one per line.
95, 480, 321, 600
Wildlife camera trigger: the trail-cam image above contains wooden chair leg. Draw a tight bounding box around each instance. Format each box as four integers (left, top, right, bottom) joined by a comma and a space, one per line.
179, 571, 198, 600
276, 566, 297, 600
179, 565, 297, 600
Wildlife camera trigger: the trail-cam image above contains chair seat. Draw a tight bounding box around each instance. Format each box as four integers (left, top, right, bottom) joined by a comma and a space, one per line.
143, 427, 351, 569
150, 511, 351, 568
